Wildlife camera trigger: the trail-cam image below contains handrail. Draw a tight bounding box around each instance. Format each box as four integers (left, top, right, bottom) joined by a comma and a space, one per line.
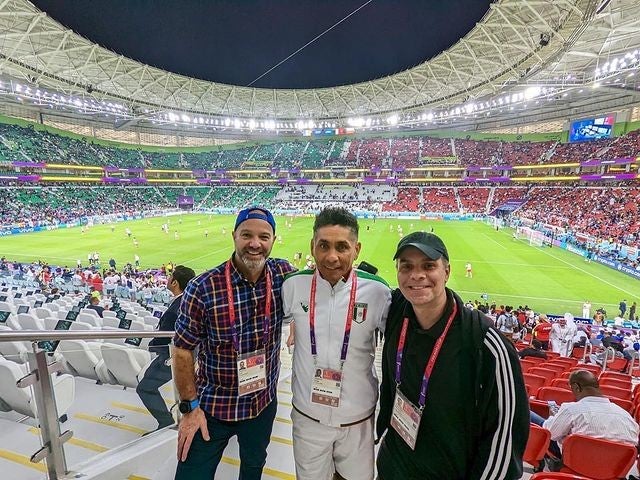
582, 342, 592, 363
602, 346, 616, 373
0, 329, 173, 342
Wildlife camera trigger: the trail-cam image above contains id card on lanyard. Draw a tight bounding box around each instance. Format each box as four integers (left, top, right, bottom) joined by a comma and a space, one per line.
309, 270, 357, 408
390, 302, 457, 450
225, 260, 272, 396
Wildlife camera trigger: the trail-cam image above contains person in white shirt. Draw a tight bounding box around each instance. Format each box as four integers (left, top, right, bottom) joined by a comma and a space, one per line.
582, 300, 591, 319
540, 370, 638, 470
550, 314, 576, 357
283, 207, 391, 480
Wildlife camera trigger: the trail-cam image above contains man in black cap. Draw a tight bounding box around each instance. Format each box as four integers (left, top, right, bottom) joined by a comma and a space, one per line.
376, 231, 529, 479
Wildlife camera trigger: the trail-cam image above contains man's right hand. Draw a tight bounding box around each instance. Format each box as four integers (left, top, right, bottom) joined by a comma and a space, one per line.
286, 321, 295, 347
177, 408, 209, 462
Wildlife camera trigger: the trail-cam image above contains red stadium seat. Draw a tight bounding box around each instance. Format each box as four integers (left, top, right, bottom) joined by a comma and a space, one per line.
523, 373, 547, 396
549, 377, 571, 390
560, 434, 636, 479
604, 357, 629, 373
528, 367, 559, 386
600, 384, 632, 401
545, 351, 561, 360
536, 387, 576, 405
520, 359, 537, 372
571, 346, 586, 360
523, 424, 551, 471
547, 358, 578, 369
540, 363, 568, 375
600, 371, 632, 382
599, 377, 631, 390
529, 399, 550, 419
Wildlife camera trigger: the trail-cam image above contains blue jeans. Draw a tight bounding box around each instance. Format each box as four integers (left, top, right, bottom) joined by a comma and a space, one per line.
174, 399, 277, 480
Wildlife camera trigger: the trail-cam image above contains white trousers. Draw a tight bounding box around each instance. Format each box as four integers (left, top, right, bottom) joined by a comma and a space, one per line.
291, 408, 374, 480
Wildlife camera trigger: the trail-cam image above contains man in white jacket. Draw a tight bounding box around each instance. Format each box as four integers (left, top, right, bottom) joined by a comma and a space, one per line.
550, 313, 577, 357
283, 207, 391, 480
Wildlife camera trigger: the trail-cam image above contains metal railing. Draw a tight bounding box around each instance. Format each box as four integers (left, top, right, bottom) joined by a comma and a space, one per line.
0, 329, 174, 480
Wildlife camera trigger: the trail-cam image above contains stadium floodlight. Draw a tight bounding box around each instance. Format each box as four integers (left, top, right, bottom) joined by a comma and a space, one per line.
524, 86, 541, 100
387, 115, 398, 125
234, 119, 241, 129
248, 119, 256, 130
426, 113, 434, 121
181, 114, 190, 122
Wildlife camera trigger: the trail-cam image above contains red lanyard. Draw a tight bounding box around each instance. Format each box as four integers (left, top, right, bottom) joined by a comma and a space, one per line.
309, 270, 358, 367
395, 302, 457, 409
224, 260, 272, 352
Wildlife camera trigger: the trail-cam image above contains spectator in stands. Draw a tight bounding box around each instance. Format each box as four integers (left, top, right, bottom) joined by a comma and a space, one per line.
550, 314, 576, 357
172, 207, 294, 480
620, 299, 627, 318
518, 339, 547, 360
137, 265, 195, 434
536, 370, 638, 471
283, 207, 391, 480
86, 295, 106, 318
496, 305, 518, 341
376, 232, 528, 479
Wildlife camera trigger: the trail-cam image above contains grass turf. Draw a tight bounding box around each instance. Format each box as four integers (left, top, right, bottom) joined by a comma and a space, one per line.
1, 214, 638, 317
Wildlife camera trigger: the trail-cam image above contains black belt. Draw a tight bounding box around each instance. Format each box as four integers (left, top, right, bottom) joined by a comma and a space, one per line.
292, 404, 373, 428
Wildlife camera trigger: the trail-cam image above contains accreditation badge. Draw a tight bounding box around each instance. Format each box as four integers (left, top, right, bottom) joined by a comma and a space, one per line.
390, 388, 422, 450
310, 367, 343, 407
237, 349, 266, 396
353, 302, 368, 324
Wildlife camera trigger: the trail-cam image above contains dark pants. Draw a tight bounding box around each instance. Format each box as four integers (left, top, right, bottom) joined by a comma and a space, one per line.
175, 399, 277, 480
136, 354, 173, 428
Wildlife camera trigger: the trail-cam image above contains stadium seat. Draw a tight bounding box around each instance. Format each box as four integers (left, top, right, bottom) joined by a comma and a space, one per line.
0, 358, 75, 419
600, 371, 632, 382
536, 387, 575, 405
520, 359, 537, 372
549, 378, 571, 390
0, 326, 30, 363
599, 377, 631, 390
539, 363, 567, 375
57, 339, 115, 384
17, 313, 45, 330
529, 399, 550, 419
523, 373, 547, 396
599, 384, 632, 401
560, 434, 636, 479
547, 358, 578, 369
523, 424, 551, 472
100, 343, 152, 388
33, 307, 54, 319
77, 312, 103, 328
528, 367, 558, 386
570, 365, 601, 376
102, 310, 117, 319
604, 357, 628, 373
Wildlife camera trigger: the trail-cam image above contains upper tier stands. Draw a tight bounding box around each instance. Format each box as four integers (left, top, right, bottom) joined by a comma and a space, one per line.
1, 121, 640, 171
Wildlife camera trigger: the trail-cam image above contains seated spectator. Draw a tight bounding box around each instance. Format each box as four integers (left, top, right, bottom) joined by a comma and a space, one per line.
517, 339, 548, 360
86, 295, 106, 318
535, 370, 638, 470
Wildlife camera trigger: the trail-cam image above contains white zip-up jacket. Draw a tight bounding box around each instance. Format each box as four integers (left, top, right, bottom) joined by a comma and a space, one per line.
283, 268, 391, 426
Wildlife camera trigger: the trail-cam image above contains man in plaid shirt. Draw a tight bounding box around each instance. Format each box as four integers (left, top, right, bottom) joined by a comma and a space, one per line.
173, 207, 295, 480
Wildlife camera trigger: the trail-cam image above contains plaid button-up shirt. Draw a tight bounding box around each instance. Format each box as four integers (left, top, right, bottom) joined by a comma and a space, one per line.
174, 256, 294, 421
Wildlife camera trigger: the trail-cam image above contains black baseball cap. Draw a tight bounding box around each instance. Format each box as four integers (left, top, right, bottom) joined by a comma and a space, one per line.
393, 231, 449, 261
234, 207, 276, 234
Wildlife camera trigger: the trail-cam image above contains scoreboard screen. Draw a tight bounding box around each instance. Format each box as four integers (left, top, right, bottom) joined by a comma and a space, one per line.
569, 115, 614, 143
177, 195, 194, 210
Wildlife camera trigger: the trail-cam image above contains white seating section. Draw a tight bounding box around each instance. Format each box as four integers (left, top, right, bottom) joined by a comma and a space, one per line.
0, 357, 75, 418
0, 283, 163, 394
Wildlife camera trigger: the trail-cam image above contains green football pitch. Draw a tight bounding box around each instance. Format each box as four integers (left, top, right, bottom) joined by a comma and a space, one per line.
1, 214, 638, 317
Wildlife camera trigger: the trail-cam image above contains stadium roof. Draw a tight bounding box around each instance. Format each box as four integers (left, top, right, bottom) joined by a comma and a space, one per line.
0, 0, 639, 133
